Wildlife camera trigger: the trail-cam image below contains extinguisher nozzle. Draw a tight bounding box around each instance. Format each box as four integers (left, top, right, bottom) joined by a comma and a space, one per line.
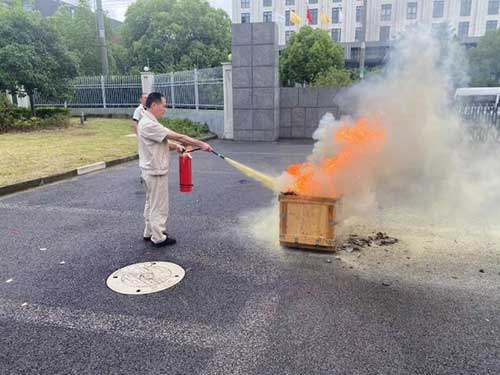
211, 150, 225, 159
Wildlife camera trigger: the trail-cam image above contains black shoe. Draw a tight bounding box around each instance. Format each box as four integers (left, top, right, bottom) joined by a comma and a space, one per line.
143, 232, 167, 241
152, 236, 177, 247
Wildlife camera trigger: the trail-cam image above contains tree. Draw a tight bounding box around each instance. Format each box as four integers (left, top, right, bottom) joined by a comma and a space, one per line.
280, 26, 345, 86
312, 67, 353, 87
469, 29, 500, 87
0, 7, 77, 113
120, 0, 231, 73
50, 1, 116, 75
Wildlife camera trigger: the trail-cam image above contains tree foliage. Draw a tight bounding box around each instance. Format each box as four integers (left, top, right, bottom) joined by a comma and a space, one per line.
0, 7, 77, 111
312, 67, 353, 87
120, 0, 231, 73
280, 26, 345, 86
469, 29, 500, 87
50, 1, 116, 75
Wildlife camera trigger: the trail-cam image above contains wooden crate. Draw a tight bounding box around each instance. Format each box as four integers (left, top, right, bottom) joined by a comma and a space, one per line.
279, 193, 342, 251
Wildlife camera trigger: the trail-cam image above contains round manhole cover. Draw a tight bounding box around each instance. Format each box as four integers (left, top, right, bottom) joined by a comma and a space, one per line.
106, 262, 185, 295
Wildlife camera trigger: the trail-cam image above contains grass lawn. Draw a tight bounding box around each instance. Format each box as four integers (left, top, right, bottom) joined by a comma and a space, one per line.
0, 118, 140, 187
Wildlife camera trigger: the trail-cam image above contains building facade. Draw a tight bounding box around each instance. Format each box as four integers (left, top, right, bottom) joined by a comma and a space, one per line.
232, 0, 499, 63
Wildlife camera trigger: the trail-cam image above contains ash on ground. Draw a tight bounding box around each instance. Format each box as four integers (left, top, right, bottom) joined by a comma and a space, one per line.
339, 232, 398, 253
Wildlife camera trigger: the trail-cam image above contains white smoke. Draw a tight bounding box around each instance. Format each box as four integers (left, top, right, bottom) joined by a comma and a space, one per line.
282, 27, 500, 224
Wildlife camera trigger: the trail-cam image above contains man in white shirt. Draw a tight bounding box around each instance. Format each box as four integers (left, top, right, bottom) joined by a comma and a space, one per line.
132, 93, 148, 134
138, 92, 213, 247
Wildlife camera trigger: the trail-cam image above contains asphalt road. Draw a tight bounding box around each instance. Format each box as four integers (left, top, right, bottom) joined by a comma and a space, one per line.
0, 140, 498, 375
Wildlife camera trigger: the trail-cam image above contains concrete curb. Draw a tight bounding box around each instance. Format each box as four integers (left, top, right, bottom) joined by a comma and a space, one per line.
0, 133, 217, 198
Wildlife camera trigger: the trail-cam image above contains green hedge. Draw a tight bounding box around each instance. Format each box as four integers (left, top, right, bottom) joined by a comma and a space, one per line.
35, 107, 70, 118
158, 117, 210, 138
0, 96, 70, 133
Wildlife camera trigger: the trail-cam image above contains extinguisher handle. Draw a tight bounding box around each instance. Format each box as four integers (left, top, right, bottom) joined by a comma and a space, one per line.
181, 146, 201, 153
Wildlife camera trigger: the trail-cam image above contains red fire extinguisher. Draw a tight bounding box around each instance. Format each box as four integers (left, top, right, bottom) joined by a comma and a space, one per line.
179, 152, 193, 192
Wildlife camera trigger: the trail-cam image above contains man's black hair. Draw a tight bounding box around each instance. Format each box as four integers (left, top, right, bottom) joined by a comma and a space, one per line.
145, 92, 165, 109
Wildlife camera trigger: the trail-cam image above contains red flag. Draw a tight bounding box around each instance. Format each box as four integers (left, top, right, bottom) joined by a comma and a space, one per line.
306, 8, 313, 24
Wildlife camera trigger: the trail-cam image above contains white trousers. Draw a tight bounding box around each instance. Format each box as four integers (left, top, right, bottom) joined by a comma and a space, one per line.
142, 173, 169, 243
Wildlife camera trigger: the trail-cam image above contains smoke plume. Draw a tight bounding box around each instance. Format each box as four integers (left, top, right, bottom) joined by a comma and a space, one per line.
279, 27, 500, 225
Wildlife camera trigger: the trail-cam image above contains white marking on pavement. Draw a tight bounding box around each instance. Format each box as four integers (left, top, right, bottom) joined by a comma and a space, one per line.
0, 297, 222, 347
5, 279, 13, 283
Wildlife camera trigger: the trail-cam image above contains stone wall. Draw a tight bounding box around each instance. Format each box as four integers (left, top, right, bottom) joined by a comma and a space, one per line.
279, 87, 353, 139
231, 22, 280, 141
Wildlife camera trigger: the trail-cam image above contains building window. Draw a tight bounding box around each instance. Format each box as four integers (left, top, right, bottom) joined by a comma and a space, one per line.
486, 20, 498, 32
285, 10, 291, 26
285, 0, 295, 5
380, 26, 391, 41
460, 0, 472, 16
356, 6, 364, 23
309, 0, 318, 4
432, 1, 444, 17
241, 12, 250, 23
263, 0, 272, 7
407, 2, 417, 19
488, 0, 499, 15
22, 0, 31, 9
355, 27, 363, 41
285, 30, 295, 43
310, 9, 318, 24
332, 0, 342, 2
263, 11, 273, 22
458, 21, 469, 39
331, 28, 341, 42
332, 7, 342, 23
241, 0, 250, 8
381, 4, 392, 21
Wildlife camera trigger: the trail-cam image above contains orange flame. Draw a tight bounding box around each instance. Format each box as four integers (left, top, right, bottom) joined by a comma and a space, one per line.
285, 117, 386, 198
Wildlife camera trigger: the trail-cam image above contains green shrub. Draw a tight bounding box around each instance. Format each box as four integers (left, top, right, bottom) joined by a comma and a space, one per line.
158, 117, 210, 138
312, 67, 353, 87
0, 97, 70, 133
11, 107, 32, 119
35, 107, 70, 118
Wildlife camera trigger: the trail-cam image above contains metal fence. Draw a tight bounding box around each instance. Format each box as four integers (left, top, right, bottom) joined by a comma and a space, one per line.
456, 102, 500, 142
34, 75, 143, 108
154, 67, 223, 109
33, 67, 223, 109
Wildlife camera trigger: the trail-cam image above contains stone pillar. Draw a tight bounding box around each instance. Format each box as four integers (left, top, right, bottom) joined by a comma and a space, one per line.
231, 22, 280, 141
141, 72, 154, 94
222, 62, 234, 140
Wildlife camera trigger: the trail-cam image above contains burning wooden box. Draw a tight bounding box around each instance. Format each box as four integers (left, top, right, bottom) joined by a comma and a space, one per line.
279, 193, 342, 251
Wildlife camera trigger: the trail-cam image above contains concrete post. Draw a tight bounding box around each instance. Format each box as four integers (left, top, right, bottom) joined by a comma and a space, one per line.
231, 22, 280, 141
100, 75, 107, 108
194, 68, 199, 110
170, 72, 175, 108
222, 62, 233, 140
141, 71, 155, 95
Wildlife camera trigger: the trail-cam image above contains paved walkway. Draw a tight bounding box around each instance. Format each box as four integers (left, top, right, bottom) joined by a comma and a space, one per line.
0, 140, 498, 374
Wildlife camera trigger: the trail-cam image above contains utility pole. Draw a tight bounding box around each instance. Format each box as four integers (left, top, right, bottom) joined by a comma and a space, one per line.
95, 0, 109, 76
359, 0, 367, 79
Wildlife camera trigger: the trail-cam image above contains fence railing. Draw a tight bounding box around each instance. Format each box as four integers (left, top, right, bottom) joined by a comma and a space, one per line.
33, 75, 143, 108
154, 67, 223, 109
456, 102, 500, 142
33, 67, 223, 109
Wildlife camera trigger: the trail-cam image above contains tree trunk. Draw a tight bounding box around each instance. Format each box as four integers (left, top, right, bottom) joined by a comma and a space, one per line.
28, 93, 35, 116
